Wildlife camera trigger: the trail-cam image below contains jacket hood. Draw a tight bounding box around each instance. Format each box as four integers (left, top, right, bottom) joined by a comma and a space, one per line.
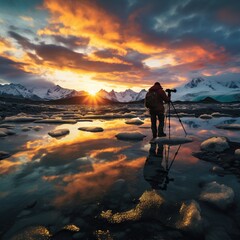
149, 84, 162, 91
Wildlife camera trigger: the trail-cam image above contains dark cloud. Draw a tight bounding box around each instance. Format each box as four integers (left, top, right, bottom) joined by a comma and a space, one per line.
0, 56, 53, 87
52, 35, 90, 49
35, 44, 134, 72
8, 31, 35, 49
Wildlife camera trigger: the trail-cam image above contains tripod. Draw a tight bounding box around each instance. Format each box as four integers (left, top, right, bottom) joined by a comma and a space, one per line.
165, 90, 187, 139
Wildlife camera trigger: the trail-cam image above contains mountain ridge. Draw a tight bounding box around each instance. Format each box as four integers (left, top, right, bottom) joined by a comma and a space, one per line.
1, 77, 240, 102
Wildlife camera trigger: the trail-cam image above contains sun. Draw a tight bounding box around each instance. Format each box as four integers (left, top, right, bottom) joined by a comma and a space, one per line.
88, 89, 98, 96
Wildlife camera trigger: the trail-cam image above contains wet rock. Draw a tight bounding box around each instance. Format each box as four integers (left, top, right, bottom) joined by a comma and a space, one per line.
200, 137, 229, 153
48, 129, 70, 138
215, 124, 240, 130
176, 200, 203, 234
78, 127, 104, 132
115, 132, 146, 141
0, 151, 11, 160
125, 117, 144, 125
154, 136, 193, 145
200, 181, 234, 210
35, 119, 77, 124
199, 114, 212, 119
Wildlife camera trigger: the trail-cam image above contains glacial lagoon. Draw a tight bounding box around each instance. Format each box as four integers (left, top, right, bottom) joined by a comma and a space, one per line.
0, 103, 240, 240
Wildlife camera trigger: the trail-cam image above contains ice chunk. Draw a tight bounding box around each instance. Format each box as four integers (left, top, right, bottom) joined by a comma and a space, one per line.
78, 127, 104, 132
3, 116, 42, 123
100, 190, 164, 223
199, 114, 212, 119
125, 117, 144, 125
115, 132, 146, 140
32, 126, 43, 131
200, 181, 234, 209
176, 200, 203, 233
200, 137, 229, 152
35, 119, 77, 124
235, 149, 240, 158
0, 128, 16, 136
153, 136, 193, 145
211, 112, 231, 117
215, 124, 240, 130
48, 129, 70, 137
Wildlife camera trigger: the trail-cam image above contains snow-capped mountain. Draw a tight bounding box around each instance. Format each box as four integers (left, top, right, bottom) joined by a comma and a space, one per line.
1, 77, 240, 102
30, 85, 86, 100
97, 89, 147, 102
0, 83, 87, 100
0, 83, 41, 100
172, 77, 240, 102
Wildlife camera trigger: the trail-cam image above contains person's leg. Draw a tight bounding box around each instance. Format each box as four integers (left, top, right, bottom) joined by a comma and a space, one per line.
150, 111, 157, 138
157, 113, 166, 137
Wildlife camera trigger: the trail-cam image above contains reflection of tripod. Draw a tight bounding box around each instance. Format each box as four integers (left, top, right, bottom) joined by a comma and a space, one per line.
143, 143, 181, 190
165, 90, 187, 139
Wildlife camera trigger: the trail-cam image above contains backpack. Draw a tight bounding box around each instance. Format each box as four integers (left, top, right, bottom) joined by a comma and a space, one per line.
145, 91, 159, 109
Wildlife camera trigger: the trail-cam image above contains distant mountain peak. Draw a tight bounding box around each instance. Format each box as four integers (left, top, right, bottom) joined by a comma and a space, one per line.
185, 77, 205, 88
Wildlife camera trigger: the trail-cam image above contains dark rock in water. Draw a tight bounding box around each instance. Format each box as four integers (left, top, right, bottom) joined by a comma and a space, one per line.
193, 140, 240, 179
78, 127, 104, 132
0, 151, 11, 160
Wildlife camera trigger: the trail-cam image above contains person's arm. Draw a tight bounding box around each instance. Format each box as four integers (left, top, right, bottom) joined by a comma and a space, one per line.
159, 89, 170, 102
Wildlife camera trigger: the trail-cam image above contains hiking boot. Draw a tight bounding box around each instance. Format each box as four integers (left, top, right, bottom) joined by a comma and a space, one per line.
158, 133, 166, 137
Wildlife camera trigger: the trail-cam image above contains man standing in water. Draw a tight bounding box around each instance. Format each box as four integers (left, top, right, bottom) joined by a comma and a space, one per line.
145, 82, 169, 140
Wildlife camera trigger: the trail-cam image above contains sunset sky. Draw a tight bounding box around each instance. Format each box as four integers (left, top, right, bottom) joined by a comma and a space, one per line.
0, 0, 240, 93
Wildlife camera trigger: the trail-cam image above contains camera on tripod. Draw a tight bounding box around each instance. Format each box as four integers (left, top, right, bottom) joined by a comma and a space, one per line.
165, 89, 177, 94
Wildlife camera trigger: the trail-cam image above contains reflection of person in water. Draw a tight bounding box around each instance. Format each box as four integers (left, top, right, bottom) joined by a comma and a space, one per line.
143, 143, 169, 190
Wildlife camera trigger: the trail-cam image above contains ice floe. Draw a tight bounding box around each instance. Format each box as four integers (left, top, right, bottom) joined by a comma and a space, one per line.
115, 132, 146, 140
3, 116, 42, 123
125, 117, 144, 125
0, 151, 11, 160
215, 124, 240, 130
199, 181, 234, 210
153, 136, 193, 145
48, 129, 70, 138
34, 119, 77, 124
200, 137, 229, 152
78, 127, 104, 132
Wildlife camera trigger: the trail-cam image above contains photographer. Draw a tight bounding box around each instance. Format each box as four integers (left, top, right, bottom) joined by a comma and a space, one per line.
145, 82, 170, 140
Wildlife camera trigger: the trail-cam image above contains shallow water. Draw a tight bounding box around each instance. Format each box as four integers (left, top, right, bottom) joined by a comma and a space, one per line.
0, 106, 240, 240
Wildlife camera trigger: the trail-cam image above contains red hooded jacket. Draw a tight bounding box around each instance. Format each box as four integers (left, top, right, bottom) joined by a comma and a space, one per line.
148, 84, 169, 113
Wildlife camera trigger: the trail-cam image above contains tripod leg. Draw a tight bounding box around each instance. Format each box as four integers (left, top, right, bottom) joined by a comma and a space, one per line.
170, 101, 187, 136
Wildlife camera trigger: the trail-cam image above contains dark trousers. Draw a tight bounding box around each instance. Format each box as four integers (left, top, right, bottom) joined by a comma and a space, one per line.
150, 111, 165, 138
